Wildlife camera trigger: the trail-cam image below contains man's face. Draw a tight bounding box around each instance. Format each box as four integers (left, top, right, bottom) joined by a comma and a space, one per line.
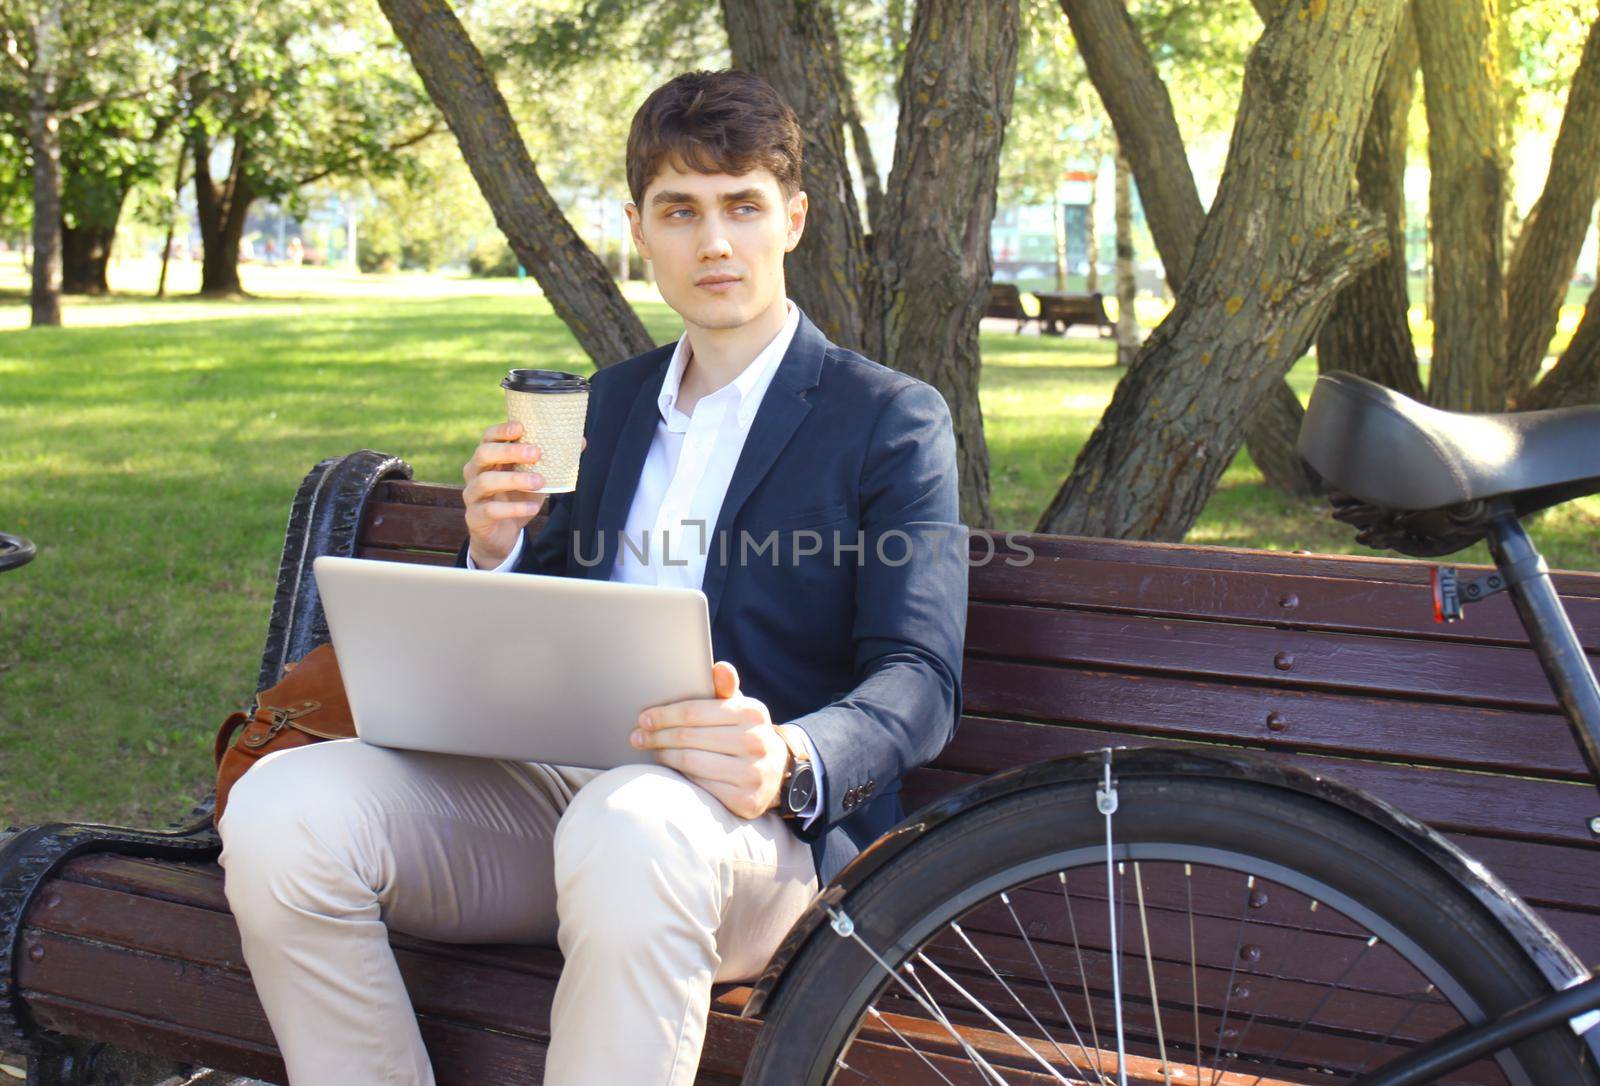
626, 160, 807, 332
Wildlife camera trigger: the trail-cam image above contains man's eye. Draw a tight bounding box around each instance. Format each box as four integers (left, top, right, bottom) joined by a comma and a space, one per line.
667, 208, 694, 219
735, 204, 760, 214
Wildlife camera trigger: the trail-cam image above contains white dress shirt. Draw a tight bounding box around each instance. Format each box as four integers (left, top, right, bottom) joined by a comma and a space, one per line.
472, 300, 824, 824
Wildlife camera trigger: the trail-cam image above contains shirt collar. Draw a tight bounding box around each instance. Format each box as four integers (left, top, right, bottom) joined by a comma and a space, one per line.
657, 299, 800, 432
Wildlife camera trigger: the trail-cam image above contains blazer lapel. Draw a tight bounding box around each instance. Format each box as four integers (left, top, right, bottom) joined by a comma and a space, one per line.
702, 311, 828, 627
590, 354, 671, 581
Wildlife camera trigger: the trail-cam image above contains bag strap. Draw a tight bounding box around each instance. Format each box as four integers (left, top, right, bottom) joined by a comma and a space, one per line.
213, 711, 250, 768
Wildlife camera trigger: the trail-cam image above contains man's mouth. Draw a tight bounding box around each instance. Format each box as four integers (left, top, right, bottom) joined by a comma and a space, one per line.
696, 275, 741, 292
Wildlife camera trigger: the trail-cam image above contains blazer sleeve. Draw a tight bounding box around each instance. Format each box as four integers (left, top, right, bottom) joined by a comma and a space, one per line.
783, 379, 968, 840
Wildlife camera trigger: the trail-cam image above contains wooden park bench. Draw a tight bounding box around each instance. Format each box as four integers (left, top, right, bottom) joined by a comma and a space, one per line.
4, 448, 1598, 1083
1034, 290, 1115, 337
984, 282, 1037, 333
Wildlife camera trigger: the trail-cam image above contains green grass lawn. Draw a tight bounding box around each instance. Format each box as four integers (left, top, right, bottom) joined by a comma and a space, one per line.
2, 263, 1597, 830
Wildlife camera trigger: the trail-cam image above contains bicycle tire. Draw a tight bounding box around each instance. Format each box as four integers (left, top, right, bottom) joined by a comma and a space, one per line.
744, 774, 1597, 1085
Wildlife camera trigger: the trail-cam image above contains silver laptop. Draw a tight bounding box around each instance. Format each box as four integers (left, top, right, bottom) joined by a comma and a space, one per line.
312, 556, 715, 767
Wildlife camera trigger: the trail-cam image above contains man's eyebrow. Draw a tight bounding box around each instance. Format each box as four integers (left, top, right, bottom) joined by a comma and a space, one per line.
649, 188, 768, 207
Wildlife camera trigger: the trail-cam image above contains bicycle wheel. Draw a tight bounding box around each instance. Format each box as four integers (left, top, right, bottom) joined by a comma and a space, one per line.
744, 769, 1597, 1086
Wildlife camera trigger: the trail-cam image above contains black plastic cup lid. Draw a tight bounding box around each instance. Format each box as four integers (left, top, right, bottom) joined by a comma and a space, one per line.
502, 368, 590, 393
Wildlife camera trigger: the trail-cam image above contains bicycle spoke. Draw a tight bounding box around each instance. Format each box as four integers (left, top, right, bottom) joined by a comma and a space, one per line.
1186, 865, 1203, 1077
1208, 876, 1260, 1086
914, 950, 1076, 1085
836, 1051, 899, 1086
860, 1005, 962, 1086
949, 918, 1101, 1083
1246, 934, 1383, 1086
1350, 983, 1436, 1077
1002, 888, 1114, 1085
1096, 750, 1129, 1086
1060, 871, 1107, 1063
1131, 862, 1173, 1086
1218, 893, 1317, 1075
825, 906, 1013, 1084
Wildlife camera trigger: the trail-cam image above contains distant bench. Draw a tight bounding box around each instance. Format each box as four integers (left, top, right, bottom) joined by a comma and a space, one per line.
984, 282, 1036, 333
1034, 290, 1115, 337
4, 448, 1598, 1083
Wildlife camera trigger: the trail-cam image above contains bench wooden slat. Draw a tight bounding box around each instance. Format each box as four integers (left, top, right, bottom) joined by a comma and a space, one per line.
991, 533, 1600, 599
966, 602, 1584, 712
361, 500, 469, 552
969, 553, 1600, 648
960, 659, 1591, 779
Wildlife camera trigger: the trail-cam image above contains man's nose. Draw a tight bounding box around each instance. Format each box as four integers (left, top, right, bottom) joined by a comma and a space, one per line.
697, 221, 733, 261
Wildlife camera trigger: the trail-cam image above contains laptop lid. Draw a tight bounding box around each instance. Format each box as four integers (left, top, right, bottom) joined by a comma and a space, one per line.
312, 556, 715, 767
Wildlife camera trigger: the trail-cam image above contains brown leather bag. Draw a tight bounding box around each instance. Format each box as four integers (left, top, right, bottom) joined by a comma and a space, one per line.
212, 643, 356, 827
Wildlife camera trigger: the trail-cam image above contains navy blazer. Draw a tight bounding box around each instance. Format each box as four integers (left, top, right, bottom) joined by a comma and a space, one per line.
460, 309, 967, 883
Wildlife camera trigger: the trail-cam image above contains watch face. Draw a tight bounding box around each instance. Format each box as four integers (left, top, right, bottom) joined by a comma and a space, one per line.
786, 761, 816, 814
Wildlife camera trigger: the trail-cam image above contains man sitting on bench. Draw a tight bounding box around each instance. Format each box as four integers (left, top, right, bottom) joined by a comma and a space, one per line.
216, 69, 968, 1086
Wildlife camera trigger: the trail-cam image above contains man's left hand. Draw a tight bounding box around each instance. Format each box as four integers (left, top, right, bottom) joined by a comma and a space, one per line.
631, 661, 789, 819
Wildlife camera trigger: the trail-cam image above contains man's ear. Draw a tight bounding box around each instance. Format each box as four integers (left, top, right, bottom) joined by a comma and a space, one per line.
784, 190, 808, 253
625, 202, 652, 262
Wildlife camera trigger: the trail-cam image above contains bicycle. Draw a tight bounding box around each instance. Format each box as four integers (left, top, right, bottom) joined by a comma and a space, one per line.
740, 372, 1600, 1086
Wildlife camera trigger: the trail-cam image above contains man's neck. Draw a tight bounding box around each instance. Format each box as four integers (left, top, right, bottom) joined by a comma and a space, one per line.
677, 296, 790, 414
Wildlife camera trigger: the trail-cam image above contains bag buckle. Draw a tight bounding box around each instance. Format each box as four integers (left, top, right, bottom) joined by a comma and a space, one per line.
241, 700, 322, 748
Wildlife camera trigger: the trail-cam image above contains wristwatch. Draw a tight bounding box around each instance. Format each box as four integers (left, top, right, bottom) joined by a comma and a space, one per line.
775, 724, 817, 820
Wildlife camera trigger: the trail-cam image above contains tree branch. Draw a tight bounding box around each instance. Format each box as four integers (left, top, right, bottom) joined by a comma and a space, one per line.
292, 120, 445, 187
376, 0, 653, 367
1503, 9, 1600, 400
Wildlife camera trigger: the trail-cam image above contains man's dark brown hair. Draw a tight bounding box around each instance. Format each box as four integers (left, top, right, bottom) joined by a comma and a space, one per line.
625, 69, 803, 206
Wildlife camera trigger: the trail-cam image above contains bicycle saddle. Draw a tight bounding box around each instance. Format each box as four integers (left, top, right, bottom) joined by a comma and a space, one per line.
1299, 372, 1600, 555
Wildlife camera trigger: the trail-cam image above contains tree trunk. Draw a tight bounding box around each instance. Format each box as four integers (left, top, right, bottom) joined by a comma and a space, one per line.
60, 174, 131, 298
1415, 0, 1508, 411
1058, 0, 1203, 293
191, 130, 252, 296
1084, 166, 1099, 294
377, 0, 653, 367
1519, 296, 1600, 410
726, 0, 1019, 526
27, 5, 63, 328
1113, 147, 1139, 367
1064, 0, 1312, 495
157, 143, 185, 300
28, 96, 63, 327
1053, 199, 1068, 292
722, 0, 869, 349
1036, 0, 1401, 541
1315, 8, 1423, 399
60, 220, 117, 295
1244, 381, 1322, 497
1503, 10, 1600, 400
864, 0, 1020, 529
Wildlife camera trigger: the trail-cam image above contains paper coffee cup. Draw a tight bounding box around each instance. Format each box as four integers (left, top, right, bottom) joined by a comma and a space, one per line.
502, 369, 590, 494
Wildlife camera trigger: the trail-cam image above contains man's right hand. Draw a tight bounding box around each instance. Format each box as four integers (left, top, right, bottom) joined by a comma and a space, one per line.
462, 421, 585, 569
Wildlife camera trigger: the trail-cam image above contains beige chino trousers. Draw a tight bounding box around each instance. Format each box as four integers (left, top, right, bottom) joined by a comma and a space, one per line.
217, 738, 818, 1085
